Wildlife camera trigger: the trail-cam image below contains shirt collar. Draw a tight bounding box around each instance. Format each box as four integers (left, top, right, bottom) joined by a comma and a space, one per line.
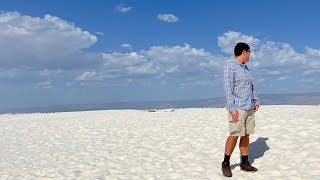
233, 58, 245, 67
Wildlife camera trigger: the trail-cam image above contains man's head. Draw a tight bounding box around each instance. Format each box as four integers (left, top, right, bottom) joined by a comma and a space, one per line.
234, 42, 251, 63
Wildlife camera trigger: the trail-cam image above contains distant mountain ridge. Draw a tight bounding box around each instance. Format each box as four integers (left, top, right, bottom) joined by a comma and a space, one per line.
1, 92, 320, 114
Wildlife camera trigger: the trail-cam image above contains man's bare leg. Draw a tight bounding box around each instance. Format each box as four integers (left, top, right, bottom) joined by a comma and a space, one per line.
239, 134, 258, 172
225, 136, 239, 155
222, 136, 239, 177
239, 134, 249, 156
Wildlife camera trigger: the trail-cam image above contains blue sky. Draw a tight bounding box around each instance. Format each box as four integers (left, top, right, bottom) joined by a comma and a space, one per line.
0, 0, 320, 109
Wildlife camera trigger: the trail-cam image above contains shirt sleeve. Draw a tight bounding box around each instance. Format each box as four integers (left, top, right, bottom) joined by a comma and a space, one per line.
223, 64, 236, 112
252, 82, 260, 106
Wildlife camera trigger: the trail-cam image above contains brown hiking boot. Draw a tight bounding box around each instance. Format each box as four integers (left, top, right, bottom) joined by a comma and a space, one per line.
240, 161, 258, 172
221, 161, 232, 177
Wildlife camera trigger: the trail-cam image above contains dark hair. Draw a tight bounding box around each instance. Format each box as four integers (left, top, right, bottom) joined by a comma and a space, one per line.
234, 42, 250, 56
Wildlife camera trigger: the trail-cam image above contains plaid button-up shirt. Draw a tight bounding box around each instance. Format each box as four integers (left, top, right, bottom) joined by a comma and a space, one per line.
223, 59, 260, 112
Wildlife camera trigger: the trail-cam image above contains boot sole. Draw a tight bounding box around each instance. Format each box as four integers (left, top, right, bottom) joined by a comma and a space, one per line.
222, 174, 232, 177
241, 169, 258, 172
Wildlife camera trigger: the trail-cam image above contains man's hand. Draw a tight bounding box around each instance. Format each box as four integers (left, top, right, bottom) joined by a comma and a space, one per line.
254, 104, 260, 112
230, 110, 238, 122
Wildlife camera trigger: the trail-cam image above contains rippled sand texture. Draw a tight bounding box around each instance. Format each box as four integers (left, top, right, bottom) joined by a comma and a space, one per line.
0, 105, 319, 179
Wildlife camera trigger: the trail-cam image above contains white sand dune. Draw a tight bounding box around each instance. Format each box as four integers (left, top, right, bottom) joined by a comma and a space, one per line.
0, 105, 319, 179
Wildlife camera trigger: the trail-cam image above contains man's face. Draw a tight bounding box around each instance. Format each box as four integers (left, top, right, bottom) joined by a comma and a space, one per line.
244, 50, 251, 62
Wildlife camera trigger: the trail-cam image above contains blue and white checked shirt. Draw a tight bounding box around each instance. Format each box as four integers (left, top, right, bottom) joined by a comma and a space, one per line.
223, 59, 260, 112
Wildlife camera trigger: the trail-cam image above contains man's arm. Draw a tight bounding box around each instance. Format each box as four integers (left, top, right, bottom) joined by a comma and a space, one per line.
252, 82, 260, 112
223, 64, 236, 113
252, 82, 260, 106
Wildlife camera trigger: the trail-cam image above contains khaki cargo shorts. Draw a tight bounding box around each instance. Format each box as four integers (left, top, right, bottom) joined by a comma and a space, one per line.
228, 109, 255, 136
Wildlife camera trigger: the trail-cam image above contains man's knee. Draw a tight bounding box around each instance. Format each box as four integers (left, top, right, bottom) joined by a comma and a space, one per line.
228, 136, 239, 141
241, 134, 249, 138
240, 134, 249, 142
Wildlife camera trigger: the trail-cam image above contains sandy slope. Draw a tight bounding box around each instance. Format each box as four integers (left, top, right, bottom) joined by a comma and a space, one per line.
0, 105, 319, 179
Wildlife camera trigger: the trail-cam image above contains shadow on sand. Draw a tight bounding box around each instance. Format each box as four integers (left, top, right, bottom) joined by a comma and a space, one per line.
230, 137, 270, 169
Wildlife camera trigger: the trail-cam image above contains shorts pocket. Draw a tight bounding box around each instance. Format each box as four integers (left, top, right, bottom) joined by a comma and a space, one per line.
228, 110, 243, 135
229, 120, 242, 135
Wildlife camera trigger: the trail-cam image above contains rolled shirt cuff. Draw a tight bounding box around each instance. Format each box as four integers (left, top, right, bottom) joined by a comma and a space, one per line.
228, 107, 237, 113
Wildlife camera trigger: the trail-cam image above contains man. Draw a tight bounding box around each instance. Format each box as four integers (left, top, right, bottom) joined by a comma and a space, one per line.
221, 42, 260, 177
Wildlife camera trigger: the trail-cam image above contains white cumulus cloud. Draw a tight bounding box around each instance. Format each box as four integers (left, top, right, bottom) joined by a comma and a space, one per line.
120, 43, 132, 48
36, 80, 52, 88
157, 14, 179, 23
0, 11, 100, 69
86, 44, 222, 86
306, 46, 320, 57
1, 14, 319, 90
115, 4, 132, 13
217, 31, 260, 54
76, 71, 97, 81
